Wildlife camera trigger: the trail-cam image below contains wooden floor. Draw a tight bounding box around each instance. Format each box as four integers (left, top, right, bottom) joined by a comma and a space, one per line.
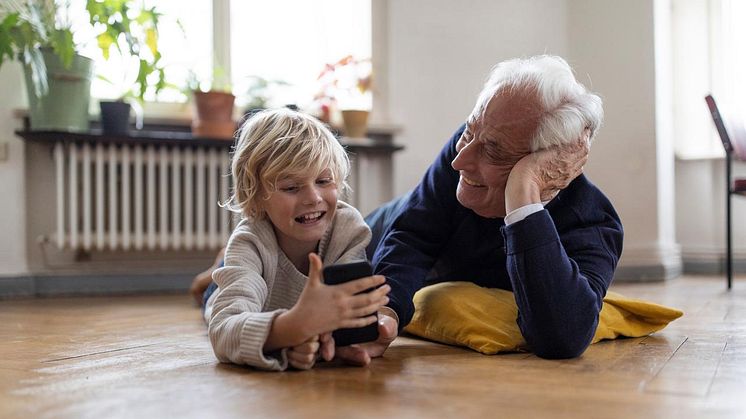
1, 275, 745, 419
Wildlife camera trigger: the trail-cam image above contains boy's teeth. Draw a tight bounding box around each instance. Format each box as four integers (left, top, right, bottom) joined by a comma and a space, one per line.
298, 211, 323, 222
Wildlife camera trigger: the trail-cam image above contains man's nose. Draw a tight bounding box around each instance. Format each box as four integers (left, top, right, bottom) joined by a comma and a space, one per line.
452, 140, 476, 171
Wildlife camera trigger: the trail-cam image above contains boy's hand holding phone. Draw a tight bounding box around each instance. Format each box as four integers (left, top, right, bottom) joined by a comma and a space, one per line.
322, 260, 386, 347
285, 254, 390, 343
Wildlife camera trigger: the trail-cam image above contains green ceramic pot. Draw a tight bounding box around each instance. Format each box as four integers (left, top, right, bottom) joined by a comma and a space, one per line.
24, 49, 94, 132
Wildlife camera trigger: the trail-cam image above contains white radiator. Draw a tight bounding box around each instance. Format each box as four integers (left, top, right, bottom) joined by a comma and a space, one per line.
53, 142, 233, 251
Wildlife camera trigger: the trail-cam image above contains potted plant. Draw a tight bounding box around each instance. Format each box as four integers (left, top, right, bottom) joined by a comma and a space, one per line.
188, 68, 236, 140
0, 0, 94, 132
242, 75, 289, 116
86, 0, 168, 135
315, 55, 372, 138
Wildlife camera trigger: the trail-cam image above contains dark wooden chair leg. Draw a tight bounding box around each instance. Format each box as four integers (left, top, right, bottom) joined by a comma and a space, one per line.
727, 153, 733, 290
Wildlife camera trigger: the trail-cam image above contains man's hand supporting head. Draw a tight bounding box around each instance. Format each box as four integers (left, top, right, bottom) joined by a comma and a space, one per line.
505, 129, 591, 214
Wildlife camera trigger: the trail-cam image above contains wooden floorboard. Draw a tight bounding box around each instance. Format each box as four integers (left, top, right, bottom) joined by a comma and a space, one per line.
1, 276, 745, 419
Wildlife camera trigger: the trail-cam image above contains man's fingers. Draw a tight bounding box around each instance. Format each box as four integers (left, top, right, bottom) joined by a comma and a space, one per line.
333, 314, 398, 365
377, 314, 398, 342
334, 345, 371, 366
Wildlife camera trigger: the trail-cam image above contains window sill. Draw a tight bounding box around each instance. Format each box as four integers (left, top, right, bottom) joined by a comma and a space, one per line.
675, 151, 726, 161
12, 107, 403, 140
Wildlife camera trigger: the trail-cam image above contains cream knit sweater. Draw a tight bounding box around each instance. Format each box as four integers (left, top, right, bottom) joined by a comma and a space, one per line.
206, 201, 371, 371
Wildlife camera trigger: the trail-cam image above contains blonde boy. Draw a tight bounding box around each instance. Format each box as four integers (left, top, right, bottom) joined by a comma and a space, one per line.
206, 109, 390, 371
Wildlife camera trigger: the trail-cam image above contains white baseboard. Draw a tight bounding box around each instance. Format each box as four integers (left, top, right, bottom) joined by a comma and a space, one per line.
614, 242, 682, 282
0, 274, 193, 299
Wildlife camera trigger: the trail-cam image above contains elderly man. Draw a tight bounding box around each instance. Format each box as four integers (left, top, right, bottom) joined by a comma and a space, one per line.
336, 55, 623, 362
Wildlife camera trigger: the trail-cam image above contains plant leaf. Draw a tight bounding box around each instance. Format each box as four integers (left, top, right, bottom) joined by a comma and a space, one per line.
0, 13, 20, 66
51, 28, 74, 68
25, 46, 48, 97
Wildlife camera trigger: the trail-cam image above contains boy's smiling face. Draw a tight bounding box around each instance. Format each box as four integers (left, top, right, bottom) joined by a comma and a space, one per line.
262, 168, 339, 252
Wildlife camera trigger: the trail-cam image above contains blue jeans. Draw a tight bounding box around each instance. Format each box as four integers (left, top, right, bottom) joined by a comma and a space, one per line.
201, 192, 411, 304
202, 260, 223, 307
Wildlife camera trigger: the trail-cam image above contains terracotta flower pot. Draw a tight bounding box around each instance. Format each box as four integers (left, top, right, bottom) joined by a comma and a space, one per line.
191, 90, 236, 139
341, 110, 369, 138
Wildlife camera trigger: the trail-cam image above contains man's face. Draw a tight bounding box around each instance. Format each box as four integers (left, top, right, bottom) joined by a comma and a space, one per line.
451, 88, 541, 218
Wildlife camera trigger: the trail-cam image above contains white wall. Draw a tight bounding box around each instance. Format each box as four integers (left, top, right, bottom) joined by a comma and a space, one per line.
2, 0, 721, 282
676, 159, 746, 267
384, 0, 568, 196
671, 0, 746, 269
382, 0, 681, 278
564, 0, 680, 277
0, 63, 28, 276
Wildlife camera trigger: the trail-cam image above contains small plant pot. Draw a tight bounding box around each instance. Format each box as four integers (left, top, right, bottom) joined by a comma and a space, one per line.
99, 101, 132, 136
24, 50, 94, 132
341, 110, 370, 138
192, 90, 236, 139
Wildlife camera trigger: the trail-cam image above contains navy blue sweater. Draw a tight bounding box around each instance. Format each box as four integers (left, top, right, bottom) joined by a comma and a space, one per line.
371, 126, 624, 359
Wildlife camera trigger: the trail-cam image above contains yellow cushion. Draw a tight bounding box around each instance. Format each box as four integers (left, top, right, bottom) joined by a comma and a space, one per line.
403, 281, 683, 355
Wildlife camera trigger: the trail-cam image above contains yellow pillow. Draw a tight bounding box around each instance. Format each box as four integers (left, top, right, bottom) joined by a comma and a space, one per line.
403, 282, 683, 355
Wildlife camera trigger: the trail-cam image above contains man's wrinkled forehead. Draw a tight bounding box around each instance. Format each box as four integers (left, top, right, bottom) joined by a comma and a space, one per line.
470, 86, 542, 147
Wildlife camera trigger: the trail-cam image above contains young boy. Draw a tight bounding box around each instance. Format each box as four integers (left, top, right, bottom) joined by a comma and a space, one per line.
206, 109, 390, 371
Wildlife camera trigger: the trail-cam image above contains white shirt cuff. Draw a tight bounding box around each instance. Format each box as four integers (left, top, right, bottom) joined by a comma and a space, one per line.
504, 203, 545, 225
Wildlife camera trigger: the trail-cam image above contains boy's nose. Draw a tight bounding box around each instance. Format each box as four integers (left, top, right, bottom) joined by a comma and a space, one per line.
303, 186, 323, 205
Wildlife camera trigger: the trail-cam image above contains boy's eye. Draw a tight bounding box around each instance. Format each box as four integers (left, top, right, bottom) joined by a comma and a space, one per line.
279, 185, 299, 193
316, 178, 333, 186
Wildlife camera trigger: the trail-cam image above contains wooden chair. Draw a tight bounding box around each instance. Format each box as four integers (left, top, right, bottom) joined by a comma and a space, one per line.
705, 94, 746, 289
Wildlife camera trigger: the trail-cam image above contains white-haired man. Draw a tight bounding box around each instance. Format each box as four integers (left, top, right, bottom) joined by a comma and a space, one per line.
337, 55, 623, 362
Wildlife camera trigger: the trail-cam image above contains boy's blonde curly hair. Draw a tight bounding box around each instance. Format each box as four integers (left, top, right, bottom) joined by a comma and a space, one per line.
223, 108, 350, 220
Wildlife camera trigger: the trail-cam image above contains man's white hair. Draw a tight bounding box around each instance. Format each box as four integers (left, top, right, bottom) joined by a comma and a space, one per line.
472, 55, 603, 151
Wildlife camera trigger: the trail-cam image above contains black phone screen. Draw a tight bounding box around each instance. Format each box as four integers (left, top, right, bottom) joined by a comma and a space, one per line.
322, 260, 380, 346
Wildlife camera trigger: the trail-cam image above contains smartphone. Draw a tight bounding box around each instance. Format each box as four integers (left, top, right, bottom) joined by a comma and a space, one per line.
322, 260, 380, 346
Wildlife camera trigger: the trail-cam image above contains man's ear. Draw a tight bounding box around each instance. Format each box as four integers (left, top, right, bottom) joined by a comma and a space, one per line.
583, 127, 593, 146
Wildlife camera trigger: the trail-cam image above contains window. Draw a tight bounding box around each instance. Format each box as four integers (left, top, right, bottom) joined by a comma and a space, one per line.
68, 0, 211, 102
66, 0, 371, 111
673, 0, 746, 159
229, 0, 371, 110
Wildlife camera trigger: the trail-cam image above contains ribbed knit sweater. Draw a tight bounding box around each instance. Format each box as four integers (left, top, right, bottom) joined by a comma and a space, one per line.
207, 201, 371, 370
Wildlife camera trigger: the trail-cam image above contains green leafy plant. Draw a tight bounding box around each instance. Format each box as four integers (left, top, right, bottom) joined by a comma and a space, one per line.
86, 0, 166, 102
0, 0, 78, 97
185, 66, 233, 96
243, 75, 288, 110
313, 55, 372, 121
